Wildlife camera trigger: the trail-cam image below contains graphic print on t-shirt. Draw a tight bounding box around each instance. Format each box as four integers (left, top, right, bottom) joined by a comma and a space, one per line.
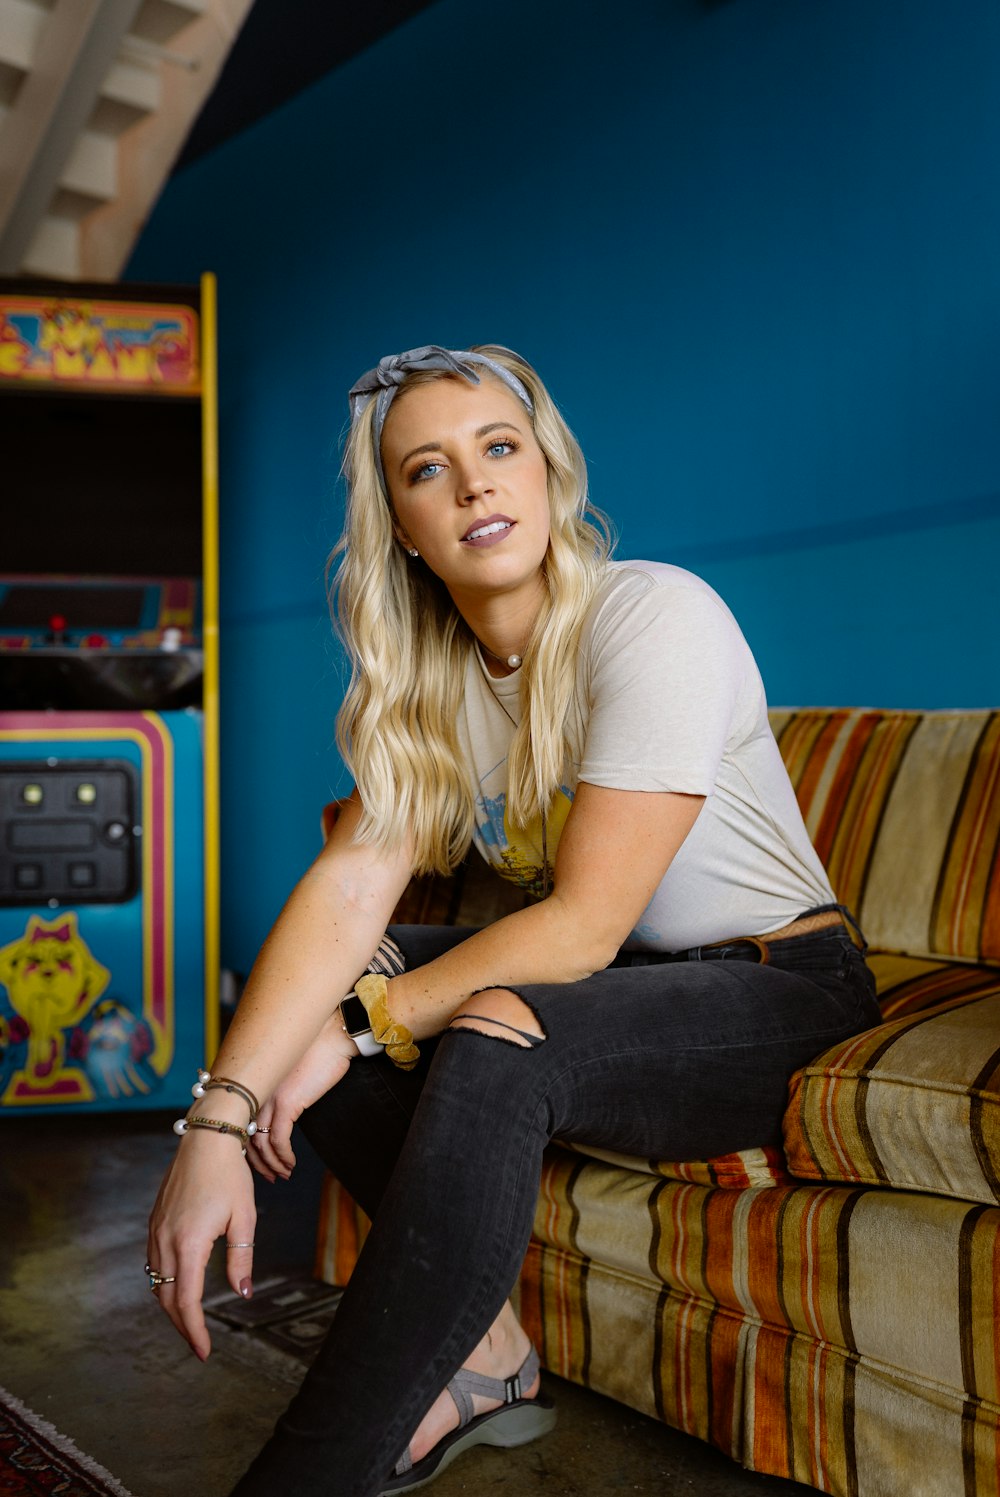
473, 785, 574, 897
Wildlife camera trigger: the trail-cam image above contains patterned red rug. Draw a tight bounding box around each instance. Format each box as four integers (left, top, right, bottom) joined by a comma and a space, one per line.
0, 1385, 134, 1497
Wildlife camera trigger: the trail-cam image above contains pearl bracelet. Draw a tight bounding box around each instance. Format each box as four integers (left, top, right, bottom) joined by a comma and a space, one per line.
190, 1068, 260, 1134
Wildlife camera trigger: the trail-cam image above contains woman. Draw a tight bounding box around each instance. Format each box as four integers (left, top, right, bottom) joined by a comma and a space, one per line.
147, 344, 880, 1497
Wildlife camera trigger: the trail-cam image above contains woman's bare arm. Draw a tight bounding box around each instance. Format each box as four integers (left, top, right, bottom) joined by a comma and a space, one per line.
385, 781, 705, 1037
213, 791, 414, 1098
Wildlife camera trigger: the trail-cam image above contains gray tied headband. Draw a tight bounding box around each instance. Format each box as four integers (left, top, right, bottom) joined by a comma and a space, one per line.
347, 345, 534, 498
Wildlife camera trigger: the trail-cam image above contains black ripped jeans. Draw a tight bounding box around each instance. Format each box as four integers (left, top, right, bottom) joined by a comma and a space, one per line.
230, 914, 880, 1497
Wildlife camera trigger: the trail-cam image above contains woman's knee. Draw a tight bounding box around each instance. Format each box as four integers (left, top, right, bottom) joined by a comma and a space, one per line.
448, 989, 546, 1049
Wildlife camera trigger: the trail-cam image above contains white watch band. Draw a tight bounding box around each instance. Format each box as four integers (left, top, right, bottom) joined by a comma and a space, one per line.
351, 1026, 383, 1058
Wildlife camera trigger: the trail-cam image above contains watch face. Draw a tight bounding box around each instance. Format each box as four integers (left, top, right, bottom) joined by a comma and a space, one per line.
341, 993, 371, 1037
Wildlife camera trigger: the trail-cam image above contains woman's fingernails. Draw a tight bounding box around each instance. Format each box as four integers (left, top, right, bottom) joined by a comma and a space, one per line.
240, 1278, 253, 1298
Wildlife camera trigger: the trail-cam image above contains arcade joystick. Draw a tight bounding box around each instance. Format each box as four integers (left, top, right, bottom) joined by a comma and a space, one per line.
47, 613, 66, 645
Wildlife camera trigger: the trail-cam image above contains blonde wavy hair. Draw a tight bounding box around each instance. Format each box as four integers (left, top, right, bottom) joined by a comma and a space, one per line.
329, 344, 613, 875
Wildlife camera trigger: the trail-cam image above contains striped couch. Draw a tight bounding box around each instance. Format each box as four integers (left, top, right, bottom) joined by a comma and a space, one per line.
315, 709, 1000, 1497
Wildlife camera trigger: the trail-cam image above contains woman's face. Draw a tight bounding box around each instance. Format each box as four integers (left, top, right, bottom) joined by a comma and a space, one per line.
381, 375, 551, 613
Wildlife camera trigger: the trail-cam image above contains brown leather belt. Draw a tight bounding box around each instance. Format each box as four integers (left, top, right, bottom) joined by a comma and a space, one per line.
757, 909, 847, 943
662, 909, 854, 966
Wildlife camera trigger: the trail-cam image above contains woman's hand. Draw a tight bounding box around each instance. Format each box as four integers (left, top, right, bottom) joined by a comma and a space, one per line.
146, 1015, 354, 1357
147, 1130, 257, 1360
250, 1013, 356, 1182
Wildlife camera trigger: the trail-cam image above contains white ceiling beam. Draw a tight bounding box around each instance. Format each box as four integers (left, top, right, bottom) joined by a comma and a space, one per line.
133, 0, 208, 48
62, 127, 118, 202
0, 0, 144, 273
79, 0, 255, 281
0, 0, 50, 73
21, 212, 79, 279
101, 54, 162, 113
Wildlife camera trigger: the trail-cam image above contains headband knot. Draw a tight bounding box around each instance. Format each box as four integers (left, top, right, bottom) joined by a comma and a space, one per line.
347, 345, 534, 498
348, 346, 479, 421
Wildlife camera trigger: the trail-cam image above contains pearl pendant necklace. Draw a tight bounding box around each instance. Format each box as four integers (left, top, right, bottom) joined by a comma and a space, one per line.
479, 639, 522, 672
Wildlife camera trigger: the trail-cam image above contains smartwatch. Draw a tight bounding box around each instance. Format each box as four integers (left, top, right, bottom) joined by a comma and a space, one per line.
339, 992, 383, 1058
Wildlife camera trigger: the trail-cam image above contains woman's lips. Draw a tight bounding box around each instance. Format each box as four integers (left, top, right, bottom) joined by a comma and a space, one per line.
461, 514, 515, 548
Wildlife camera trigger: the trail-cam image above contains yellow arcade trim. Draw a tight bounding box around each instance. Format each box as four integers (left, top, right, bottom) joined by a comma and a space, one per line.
0, 719, 175, 1078
200, 271, 221, 1062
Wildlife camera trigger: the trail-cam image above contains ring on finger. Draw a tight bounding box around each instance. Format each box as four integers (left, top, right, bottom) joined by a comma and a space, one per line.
226, 1241, 255, 1249
255, 1126, 271, 1134
144, 1261, 177, 1292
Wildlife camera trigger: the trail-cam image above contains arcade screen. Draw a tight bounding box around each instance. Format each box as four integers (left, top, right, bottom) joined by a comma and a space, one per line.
1, 389, 202, 577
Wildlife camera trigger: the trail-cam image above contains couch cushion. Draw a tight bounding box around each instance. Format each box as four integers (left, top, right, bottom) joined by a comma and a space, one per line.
868, 949, 1000, 1018
561, 1140, 792, 1188
784, 975, 1000, 1205
769, 708, 1000, 964
561, 954, 999, 1194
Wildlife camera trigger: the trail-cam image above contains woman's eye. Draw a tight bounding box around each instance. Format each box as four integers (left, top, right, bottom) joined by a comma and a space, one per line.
486, 440, 517, 457
412, 461, 444, 482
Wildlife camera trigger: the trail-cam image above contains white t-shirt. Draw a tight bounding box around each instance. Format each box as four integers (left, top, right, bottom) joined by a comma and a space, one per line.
457, 561, 835, 951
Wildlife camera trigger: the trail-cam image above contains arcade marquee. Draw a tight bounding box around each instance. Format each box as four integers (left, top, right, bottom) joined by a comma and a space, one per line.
0, 276, 220, 1114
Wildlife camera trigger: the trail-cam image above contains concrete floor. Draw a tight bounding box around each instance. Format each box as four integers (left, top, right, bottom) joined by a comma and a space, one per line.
0, 1113, 817, 1497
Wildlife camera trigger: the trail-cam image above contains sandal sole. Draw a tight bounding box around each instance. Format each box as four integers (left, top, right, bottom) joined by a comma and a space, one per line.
380, 1394, 557, 1494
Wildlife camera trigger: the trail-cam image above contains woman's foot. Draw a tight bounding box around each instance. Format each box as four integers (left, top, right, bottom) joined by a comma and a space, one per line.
382, 1340, 555, 1494
403, 1302, 539, 1466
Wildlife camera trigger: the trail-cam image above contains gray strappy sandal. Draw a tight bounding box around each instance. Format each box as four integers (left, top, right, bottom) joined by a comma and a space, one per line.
379, 1344, 556, 1494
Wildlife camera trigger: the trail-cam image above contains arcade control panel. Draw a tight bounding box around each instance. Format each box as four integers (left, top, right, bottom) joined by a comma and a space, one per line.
0, 574, 202, 710
0, 759, 139, 907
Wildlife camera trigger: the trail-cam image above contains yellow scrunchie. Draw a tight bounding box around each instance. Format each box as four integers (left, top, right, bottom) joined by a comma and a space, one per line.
355, 973, 420, 1071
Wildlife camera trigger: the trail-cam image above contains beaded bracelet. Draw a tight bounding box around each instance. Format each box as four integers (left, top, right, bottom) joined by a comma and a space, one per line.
172, 1114, 250, 1155
355, 973, 420, 1071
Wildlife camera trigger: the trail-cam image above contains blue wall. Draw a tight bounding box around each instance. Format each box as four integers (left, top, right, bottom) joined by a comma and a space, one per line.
127, 0, 1000, 972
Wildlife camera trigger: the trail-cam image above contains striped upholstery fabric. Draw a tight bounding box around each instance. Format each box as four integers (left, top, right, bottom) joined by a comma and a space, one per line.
772, 712, 1000, 1207
316, 1173, 370, 1289
515, 1155, 1000, 1495
315, 709, 1000, 1494
560, 1140, 793, 1187
770, 708, 1000, 963
867, 951, 1000, 1019
784, 981, 1000, 1206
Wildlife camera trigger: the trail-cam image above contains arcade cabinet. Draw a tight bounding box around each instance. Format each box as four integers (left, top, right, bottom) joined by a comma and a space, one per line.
0, 276, 220, 1113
